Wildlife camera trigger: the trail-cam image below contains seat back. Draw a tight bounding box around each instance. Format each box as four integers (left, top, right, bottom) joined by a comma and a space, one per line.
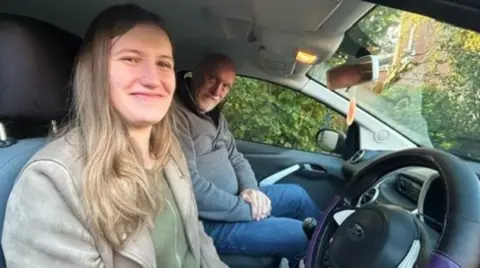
0, 14, 81, 267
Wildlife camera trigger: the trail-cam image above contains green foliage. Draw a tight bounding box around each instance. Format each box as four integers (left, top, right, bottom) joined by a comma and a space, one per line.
361, 6, 480, 159
424, 25, 480, 158
355, 6, 402, 53
223, 77, 347, 153
222, 5, 480, 161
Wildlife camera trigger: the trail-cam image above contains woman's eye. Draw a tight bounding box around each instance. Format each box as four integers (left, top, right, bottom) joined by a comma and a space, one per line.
121, 57, 139, 64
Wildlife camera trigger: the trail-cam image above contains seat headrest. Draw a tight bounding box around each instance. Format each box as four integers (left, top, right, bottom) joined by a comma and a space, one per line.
0, 14, 81, 120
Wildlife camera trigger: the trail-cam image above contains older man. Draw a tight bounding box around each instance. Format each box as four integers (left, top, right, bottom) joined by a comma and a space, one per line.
174, 53, 321, 267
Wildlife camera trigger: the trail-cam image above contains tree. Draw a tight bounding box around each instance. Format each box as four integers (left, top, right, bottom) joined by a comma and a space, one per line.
354, 6, 402, 54
365, 7, 480, 158
425, 25, 480, 157
223, 77, 347, 153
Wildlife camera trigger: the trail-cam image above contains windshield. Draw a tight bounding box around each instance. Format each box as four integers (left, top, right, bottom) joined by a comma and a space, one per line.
308, 5, 480, 161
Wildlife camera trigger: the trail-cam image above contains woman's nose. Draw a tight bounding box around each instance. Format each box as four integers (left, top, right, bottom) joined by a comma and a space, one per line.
139, 62, 161, 89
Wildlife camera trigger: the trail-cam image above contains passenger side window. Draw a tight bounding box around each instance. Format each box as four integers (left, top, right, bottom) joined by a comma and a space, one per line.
223, 77, 347, 153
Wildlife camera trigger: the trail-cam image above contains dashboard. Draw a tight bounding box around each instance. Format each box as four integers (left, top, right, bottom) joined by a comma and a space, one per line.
355, 166, 444, 231
341, 149, 480, 233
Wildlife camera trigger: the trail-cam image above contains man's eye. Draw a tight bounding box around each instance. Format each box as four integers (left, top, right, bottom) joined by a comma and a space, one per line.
157, 61, 172, 69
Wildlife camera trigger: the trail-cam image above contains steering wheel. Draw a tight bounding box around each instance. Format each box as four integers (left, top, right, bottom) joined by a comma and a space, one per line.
304, 148, 480, 268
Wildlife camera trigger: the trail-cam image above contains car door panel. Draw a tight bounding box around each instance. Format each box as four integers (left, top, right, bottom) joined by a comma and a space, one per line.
236, 140, 346, 211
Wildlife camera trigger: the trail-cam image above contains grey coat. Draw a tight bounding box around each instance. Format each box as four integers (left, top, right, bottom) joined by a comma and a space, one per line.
174, 79, 259, 222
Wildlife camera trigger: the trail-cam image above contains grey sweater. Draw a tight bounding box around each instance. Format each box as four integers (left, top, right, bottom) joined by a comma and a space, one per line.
174, 79, 258, 222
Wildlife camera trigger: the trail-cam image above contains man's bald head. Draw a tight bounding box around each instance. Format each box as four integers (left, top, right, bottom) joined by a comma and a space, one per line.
191, 53, 237, 113
194, 53, 236, 77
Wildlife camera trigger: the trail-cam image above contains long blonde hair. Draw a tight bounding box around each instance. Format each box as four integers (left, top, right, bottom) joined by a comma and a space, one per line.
67, 4, 174, 249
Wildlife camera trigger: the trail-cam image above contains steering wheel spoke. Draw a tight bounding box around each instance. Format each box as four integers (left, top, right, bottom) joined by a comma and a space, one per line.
333, 209, 356, 225
399, 240, 421, 268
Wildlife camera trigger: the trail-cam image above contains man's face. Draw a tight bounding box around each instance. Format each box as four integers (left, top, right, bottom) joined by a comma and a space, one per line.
194, 66, 235, 113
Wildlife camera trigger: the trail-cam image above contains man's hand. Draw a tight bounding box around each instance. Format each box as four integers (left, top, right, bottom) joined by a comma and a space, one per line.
240, 188, 271, 221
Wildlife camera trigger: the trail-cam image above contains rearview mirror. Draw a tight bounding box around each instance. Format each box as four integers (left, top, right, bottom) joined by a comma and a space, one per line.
326, 55, 380, 90
316, 128, 346, 154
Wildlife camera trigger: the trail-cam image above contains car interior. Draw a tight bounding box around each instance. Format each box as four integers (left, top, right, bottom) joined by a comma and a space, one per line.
1, 0, 480, 268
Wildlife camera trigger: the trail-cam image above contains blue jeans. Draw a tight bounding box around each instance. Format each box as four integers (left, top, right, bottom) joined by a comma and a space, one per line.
202, 184, 322, 268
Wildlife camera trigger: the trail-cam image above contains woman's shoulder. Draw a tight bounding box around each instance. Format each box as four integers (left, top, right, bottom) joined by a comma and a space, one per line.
3, 129, 102, 268
8, 128, 88, 226
32, 128, 81, 160
21, 128, 85, 190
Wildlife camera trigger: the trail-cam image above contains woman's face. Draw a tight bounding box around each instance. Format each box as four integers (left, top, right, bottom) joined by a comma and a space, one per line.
109, 24, 175, 129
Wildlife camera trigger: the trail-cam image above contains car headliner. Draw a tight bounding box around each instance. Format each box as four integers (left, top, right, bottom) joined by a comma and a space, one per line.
0, 0, 374, 86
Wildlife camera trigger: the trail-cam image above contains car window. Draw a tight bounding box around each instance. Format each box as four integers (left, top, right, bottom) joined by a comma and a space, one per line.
308, 6, 480, 161
223, 76, 347, 153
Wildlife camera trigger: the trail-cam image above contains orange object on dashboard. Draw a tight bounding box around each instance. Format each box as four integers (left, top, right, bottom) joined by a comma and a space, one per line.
347, 98, 356, 126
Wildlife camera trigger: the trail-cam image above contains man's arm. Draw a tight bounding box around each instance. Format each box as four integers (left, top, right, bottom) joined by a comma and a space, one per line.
174, 107, 253, 221
221, 116, 259, 192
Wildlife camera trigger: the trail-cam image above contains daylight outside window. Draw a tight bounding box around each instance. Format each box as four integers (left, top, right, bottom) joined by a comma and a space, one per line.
309, 6, 480, 161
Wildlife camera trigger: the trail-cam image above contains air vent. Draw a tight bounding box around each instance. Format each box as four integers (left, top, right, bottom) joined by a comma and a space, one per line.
358, 187, 379, 207
350, 149, 366, 164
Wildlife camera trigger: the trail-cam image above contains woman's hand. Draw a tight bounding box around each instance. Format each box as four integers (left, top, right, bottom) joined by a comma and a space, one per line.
240, 188, 271, 221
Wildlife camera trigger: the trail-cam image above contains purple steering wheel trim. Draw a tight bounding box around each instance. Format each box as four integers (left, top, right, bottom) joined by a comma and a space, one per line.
304, 196, 462, 268
426, 252, 461, 268
304, 195, 341, 268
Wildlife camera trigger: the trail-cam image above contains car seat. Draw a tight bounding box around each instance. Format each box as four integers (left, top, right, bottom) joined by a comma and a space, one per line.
0, 14, 81, 268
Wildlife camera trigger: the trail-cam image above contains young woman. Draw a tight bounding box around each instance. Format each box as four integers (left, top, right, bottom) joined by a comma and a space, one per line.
1, 4, 227, 268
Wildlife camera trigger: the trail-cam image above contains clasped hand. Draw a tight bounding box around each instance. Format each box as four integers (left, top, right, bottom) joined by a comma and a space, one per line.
240, 188, 271, 221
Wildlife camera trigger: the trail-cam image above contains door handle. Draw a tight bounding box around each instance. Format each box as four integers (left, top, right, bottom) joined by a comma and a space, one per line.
301, 164, 326, 174
258, 163, 327, 187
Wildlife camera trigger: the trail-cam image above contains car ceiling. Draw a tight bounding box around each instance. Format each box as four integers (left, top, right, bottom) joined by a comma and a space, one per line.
0, 0, 374, 83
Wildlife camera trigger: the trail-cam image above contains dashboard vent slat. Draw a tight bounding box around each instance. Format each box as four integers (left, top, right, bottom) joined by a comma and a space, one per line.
350, 149, 366, 164
357, 187, 379, 207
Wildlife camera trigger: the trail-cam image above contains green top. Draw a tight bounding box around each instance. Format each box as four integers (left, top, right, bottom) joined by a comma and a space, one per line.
149, 170, 198, 268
